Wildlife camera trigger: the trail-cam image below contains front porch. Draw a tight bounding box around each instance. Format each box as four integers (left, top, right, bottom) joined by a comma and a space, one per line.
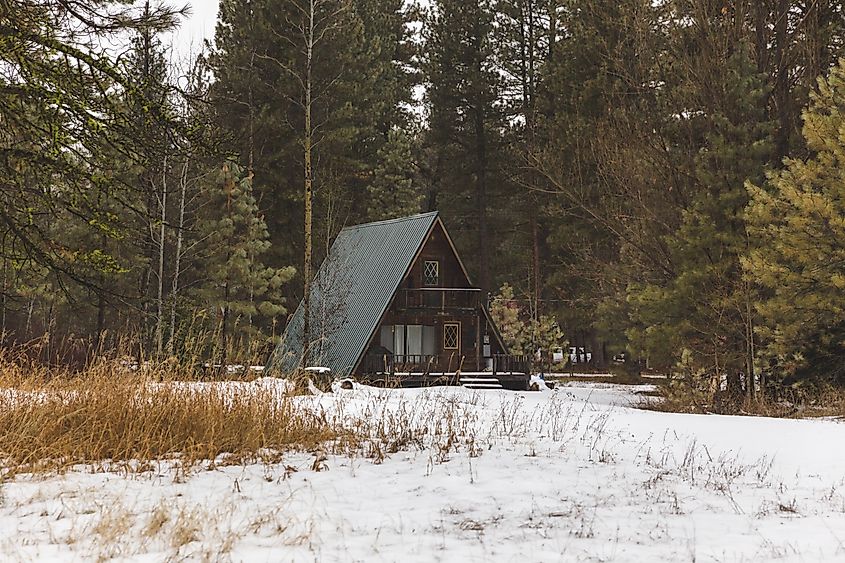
358, 353, 531, 390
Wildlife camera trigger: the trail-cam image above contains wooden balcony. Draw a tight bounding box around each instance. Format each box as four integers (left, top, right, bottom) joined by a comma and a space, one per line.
491, 354, 531, 375
395, 288, 481, 311
360, 353, 529, 377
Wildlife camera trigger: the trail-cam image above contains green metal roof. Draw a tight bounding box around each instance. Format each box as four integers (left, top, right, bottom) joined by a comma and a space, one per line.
268, 211, 440, 377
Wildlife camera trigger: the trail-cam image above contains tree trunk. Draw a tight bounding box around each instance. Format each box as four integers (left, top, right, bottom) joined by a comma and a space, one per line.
753, 1, 768, 74
547, 0, 556, 63
532, 205, 542, 311
220, 166, 235, 372
155, 156, 168, 357
745, 280, 757, 402
138, 1, 157, 359
95, 233, 107, 349
169, 158, 189, 357
473, 19, 490, 292
25, 297, 34, 338
774, 0, 791, 161
805, 0, 824, 86
519, 0, 529, 123
248, 49, 256, 174
221, 282, 229, 372
590, 331, 604, 369
1, 258, 7, 342
95, 290, 106, 353
302, 0, 315, 368
527, 0, 535, 117
475, 107, 489, 292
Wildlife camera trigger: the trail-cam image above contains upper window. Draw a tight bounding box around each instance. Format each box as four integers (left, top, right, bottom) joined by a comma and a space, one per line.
423, 260, 439, 286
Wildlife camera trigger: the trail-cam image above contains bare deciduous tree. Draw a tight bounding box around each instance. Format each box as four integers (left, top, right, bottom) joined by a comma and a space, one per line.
256, 0, 353, 367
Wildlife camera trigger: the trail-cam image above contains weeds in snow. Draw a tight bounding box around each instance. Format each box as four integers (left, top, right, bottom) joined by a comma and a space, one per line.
2, 372, 844, 561
0, 362, 339, 476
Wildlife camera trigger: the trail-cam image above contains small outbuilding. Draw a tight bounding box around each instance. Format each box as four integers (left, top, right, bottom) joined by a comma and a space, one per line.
267, 211, 529, 389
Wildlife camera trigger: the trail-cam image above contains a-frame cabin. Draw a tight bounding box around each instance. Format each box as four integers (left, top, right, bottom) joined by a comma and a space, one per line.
268, 212, 529, 390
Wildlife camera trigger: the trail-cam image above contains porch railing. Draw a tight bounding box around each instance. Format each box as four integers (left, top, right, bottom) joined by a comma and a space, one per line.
396, 288, 481, 311
361, 352, 530, 377
360, 353, 446, 374
492, 354, 530, 375
391, 354, 442, 373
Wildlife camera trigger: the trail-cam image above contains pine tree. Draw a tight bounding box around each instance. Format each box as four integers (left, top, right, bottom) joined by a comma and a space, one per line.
531, 0, 666, 364
746, 58, 845, 385
193, 162, 295, 363
490, 284, 526, 353
0, 1, 184, 349
209, 0, 416, 283
365, 128, 422, 221
494, 0, 557, 328
531, 3, 779, 396
626, 41, 774, 405
123, 9, 181, 354
422, 0, 502, 291
354, 0, 417, 135
490, 283, 566, 370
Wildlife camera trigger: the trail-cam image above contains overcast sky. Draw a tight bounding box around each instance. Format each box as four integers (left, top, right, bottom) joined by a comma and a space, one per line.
162, 0, 219, 62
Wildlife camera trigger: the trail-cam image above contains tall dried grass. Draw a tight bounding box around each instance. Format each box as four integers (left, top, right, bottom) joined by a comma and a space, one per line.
0, 354, 340, 475
647, 376, 845, 418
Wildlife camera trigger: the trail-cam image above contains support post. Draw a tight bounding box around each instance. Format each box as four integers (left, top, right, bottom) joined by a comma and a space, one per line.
475, 312, 482, 372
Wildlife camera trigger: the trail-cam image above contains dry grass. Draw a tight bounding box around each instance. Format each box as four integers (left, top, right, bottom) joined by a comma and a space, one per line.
0, 351, 503, 478
646, 377, 845, 418
767, 384, 845, 418
0, 355, 342, 475
143, 504, 171, 538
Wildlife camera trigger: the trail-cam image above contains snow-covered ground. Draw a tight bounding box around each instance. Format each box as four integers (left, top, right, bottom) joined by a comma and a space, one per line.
2, 381, 845, 562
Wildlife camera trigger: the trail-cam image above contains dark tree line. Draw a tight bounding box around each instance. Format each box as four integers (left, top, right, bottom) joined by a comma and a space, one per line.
4, 0, 845, 403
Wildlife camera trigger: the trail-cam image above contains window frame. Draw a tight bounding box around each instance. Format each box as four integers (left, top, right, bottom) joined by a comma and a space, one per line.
422, 260, 440, 286
443, 322, 460, 350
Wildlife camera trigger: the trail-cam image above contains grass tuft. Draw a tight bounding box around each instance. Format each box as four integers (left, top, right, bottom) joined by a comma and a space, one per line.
0, 355, 340, 475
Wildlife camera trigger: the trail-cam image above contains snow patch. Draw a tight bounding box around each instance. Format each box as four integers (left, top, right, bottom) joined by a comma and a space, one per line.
2, 381, 844, 561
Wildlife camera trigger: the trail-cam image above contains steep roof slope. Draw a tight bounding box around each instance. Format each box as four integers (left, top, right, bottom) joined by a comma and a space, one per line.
268, 211, 440, 376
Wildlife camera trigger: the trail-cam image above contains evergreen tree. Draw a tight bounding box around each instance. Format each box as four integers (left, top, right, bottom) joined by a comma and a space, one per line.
490, 283, 566, 370
490, 284, 526, 353
0, 0, 184, 350
746, 58, 845, 385
193, 162, 295, 362
493, 0, 558, 328
422, 0, 502, 291
531, 0, 666, 364
209, 0, 417, 295
354, 0, 418, 135
365, 128, 422, 221
122, 10, 182, 353
627, 44, 774, 402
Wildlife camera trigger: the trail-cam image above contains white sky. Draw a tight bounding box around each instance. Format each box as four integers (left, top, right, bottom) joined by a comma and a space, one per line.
158, 0, 425, 109
161, 0, 426, 62
162, 0, 220, 63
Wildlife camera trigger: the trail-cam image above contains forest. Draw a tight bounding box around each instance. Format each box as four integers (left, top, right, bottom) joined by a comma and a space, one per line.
3, 0, 845, 409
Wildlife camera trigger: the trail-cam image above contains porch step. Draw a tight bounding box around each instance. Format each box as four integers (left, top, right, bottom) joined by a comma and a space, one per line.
459, 376, 503, 389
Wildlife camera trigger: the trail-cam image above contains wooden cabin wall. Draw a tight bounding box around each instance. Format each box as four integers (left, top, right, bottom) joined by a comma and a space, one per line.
356, 220, 511, 374
402, 223, 471, 289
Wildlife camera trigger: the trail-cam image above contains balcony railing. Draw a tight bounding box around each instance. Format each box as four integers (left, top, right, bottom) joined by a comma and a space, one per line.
492, 354, 530, 375
396, 288, 481, 311
361, 352, 530, 376
360, 353, 452, 374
